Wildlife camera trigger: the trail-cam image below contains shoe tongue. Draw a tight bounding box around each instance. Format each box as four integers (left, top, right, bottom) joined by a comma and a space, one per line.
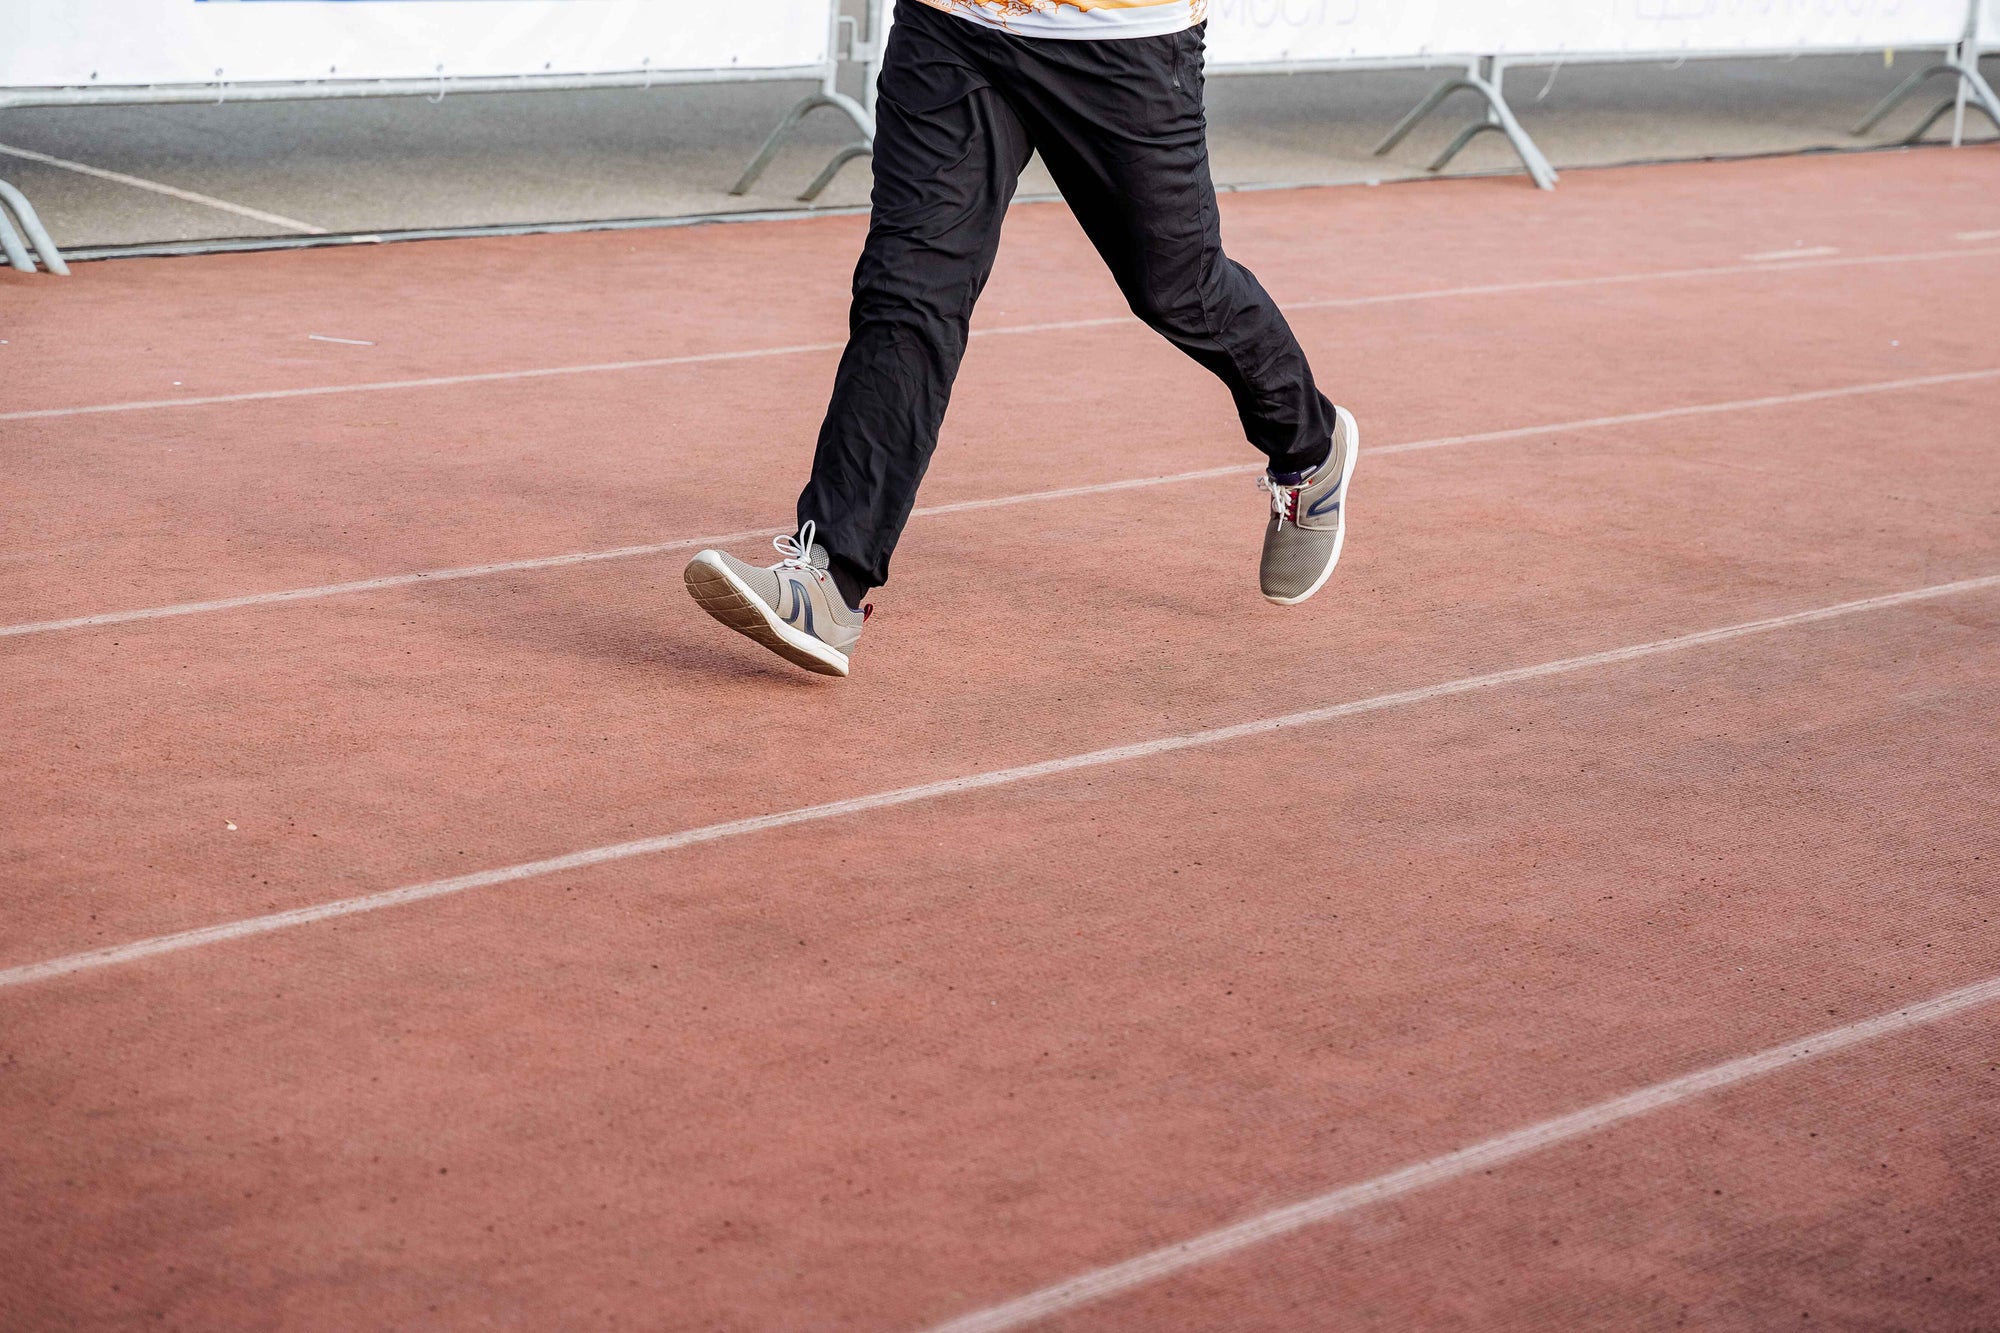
1270, 463, 1317, 487
806, 543, 832, 572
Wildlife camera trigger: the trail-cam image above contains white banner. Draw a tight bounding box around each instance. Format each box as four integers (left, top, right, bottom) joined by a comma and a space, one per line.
1207, 0, 1975, 68
0, 0, 833, 89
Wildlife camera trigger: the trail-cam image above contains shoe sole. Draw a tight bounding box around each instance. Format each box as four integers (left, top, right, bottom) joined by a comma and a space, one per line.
1263, 405, 1361, 607
684, 552, 850, 677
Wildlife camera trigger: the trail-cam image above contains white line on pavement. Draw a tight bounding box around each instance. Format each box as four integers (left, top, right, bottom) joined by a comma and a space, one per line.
2, 569, 1993, 992
0, 340, 846, 424
0, 142, 328, 235
1742, 246, 1841, 262
5, 245, 1997, 425
923, 969, 2000, 1332
5, 366, 1996, 642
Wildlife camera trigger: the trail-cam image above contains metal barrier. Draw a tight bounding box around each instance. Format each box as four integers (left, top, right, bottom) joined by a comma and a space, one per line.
818, 0, 1996, 197
0, 0, 871, 275
1232, 0, 1998, 191
1373, 39, 1996, 192
734, 0, 886, 202
4, 0, 1993, 274
1853, 1, 2000, 145
0, 173, 66, 274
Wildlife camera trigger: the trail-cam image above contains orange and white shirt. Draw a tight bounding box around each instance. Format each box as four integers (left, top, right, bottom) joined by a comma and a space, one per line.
915, 0, 1205, 40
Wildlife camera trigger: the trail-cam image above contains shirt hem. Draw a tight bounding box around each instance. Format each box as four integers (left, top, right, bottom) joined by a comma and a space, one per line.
916, 1, 1199, 41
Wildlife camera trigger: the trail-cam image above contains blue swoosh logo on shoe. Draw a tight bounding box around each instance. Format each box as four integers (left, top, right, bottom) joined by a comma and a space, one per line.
1306, 489, 1343, 518
782, 579, 816, 637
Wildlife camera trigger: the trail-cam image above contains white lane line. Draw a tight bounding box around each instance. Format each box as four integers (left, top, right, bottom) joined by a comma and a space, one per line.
6, 366, 1997, 643
2, 571, 1993, 992
1956, 229, 2000, 243
923, 970, 2000, 1333
0, 470, 1243, 640
0, 525, 785, 640
0, 341, 847, 424
1220, 244, 1984, 313
0, 142, 328, 236
6, 244, 1998, 425
307, 334, 375, 347
1378, 365, 2000, 455
1743, 246, 1841, 262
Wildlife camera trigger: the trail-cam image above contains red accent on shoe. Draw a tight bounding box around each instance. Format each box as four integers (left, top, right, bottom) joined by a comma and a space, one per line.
862, 603, 875, 623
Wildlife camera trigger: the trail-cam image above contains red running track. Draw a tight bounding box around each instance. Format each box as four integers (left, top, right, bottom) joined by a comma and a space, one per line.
2, 148, 1998, 1330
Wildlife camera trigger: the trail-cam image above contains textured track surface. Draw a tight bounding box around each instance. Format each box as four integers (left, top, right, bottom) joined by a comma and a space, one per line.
2, 148, 1998, 1330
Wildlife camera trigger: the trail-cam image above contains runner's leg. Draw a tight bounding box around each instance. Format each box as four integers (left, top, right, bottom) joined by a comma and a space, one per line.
795, 3, 1035, 599
990, 23, 1336, 476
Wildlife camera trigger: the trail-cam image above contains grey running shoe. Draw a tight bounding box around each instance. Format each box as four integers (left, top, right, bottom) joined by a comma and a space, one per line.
1258, 405, 1360, 605
684, 521, 867, 677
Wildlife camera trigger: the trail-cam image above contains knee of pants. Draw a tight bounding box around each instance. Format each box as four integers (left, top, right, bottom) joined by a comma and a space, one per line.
1121, 278, 1211, 342
846, 304, 966, 373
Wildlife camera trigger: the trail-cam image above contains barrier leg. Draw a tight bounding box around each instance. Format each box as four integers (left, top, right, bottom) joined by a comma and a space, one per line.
732, 94, 825, 196
730, 90, 875, 200
1428, 120, 1505, 173
1379, 58, 1556, 191
1476, 64, 1560, 191
1854, 49, 1999, 142
863, 0, 889, 123
0, 177, 69, 275
733, 2, 882, 201
1957, 59, 2000, 132
1374, 71, 1479, 157
0, 199, 34, 274
1902, 85, 2000, 143
799, 143, 873, 203
1853, 64, 1955, 135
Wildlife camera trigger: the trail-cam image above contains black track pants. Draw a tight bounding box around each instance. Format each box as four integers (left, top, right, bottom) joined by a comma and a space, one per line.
796, 0, 1337, 589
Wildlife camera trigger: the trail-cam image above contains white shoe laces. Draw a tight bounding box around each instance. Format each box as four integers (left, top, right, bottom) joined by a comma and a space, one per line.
773, 519, 821, 571
773, 520, 872, 625
1258, 474, 1305, 530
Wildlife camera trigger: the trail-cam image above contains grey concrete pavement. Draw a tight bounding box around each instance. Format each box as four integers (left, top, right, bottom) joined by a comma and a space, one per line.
0, 52, 1994, 254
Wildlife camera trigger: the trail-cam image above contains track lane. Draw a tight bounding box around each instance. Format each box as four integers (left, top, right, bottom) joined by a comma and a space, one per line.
4, 150, 1998, 1330
995, 1007, 2000, 1331
4, 384, 1996, 971
3, 597, 1994, 1329
3, 251, 1994, 626
4, 149, 1997, 414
